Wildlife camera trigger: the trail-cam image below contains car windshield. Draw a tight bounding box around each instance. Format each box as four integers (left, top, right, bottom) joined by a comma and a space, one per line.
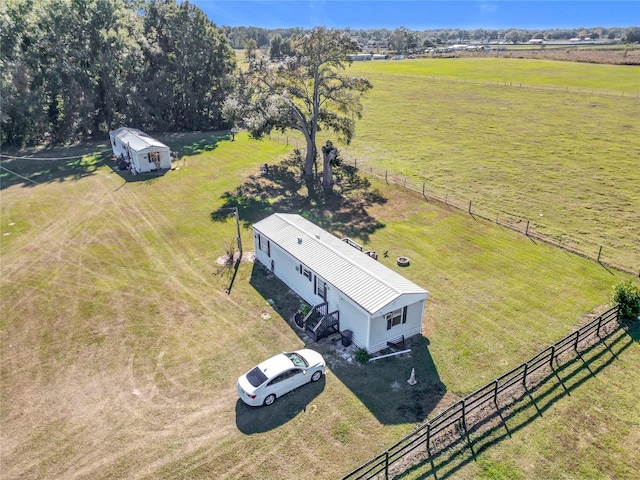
246, 367, 268, 387
285, 352, 309, 368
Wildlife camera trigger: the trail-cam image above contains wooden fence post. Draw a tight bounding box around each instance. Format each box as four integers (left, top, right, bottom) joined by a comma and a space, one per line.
384, 451, 389, 480
468, 200, 472, 214
597, 246, 603, 263
385, 170, 388, 184
525, 220, 530, 236
596, 313, 603, 337
461, 400, 475, 457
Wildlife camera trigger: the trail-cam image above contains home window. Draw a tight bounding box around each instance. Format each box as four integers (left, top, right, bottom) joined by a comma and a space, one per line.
301, 265, 312, 281
258, 235, 270, 256
316, 279, 327, 300
386, 307, 407, 330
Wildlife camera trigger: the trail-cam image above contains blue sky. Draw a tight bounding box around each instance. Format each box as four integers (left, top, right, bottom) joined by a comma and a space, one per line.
190, 1, 638, 30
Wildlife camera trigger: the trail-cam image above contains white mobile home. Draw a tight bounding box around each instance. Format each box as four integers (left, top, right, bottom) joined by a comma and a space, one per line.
109, 127, 172, 174
253, 213, 430, 353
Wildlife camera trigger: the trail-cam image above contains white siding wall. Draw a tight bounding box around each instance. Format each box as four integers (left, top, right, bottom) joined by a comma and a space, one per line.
337, 294, 369, 350
132, 152, 150, 172
131, 149, 171, 173
110, 136, 126, 157
368, 300, 425, 353
254, 229, 372, 346
253, 231, 318, 306
253, 225, 427, 355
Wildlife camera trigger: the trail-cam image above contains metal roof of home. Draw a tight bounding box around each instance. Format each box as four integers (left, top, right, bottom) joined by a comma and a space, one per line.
253, 213, 429, 316
110, 127, 169, 152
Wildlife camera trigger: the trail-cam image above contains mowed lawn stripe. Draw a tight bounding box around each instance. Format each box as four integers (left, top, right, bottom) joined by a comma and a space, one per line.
1, 85, 638, 480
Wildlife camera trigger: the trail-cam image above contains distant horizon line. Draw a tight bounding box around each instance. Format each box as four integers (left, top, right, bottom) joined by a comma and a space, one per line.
218, 24, 639, 30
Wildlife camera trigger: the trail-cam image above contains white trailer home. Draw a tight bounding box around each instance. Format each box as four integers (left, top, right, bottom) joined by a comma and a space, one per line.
109, 127, 172, 174
253, 213, 430, 353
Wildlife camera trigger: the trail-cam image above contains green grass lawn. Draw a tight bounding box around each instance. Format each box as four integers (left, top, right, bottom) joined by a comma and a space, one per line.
2, 57, 639, 479
2, 131, 638, 479
310, 58, 640, 273
398, 322, 640, 480
349, 57, 640, 94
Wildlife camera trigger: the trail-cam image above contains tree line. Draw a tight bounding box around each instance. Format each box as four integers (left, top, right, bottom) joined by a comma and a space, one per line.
224, 25, 636, 52
1, 0, 236, 147
4, 0, 635, 152
1, 1, 371, 197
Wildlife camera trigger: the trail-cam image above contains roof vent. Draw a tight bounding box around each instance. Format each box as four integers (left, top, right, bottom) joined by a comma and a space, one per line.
297, 237, 302, 244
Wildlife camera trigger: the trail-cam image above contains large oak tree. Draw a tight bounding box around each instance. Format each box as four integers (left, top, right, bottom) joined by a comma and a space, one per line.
225, 27, 372, 194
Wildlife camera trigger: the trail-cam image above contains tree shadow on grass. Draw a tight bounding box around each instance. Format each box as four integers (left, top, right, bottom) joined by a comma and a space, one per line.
160, 130, 229, 157
211, 156, 387, 243
0, 148, 109, 190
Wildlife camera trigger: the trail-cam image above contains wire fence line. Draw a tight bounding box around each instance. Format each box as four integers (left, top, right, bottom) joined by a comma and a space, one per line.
344, 158, 639, 277
362, 71, 640, 98
340, 305, 623, 480
268, 133, 638, 277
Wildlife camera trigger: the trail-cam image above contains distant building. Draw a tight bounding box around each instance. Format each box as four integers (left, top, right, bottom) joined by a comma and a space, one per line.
109, 127, 172, 174
347, 53, 372, 61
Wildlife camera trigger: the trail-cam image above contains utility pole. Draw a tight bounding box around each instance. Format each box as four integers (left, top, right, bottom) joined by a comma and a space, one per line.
220, 206, 242, 259
233, 207, 242, 258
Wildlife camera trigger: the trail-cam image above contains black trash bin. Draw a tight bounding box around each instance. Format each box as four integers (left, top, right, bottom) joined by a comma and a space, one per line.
341, 330, 352, 347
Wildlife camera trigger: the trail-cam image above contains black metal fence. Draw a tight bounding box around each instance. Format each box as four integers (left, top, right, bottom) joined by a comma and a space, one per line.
341, 304, 621, 480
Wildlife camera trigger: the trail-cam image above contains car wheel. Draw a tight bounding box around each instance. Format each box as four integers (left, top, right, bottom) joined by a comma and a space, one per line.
264, 394, 276, 406
310, 370, 322, 382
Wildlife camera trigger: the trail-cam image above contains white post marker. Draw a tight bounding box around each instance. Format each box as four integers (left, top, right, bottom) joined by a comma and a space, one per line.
407, 367, 417, 385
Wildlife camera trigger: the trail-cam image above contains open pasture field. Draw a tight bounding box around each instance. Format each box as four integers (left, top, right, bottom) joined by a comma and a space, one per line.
337, 58, 640, 273
489, 44, 640, 65
349, 57, 640, 94
1, 131, 639, 479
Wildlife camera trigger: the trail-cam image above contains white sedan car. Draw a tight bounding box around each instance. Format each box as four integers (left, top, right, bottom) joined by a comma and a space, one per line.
237, 349, 326, 406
